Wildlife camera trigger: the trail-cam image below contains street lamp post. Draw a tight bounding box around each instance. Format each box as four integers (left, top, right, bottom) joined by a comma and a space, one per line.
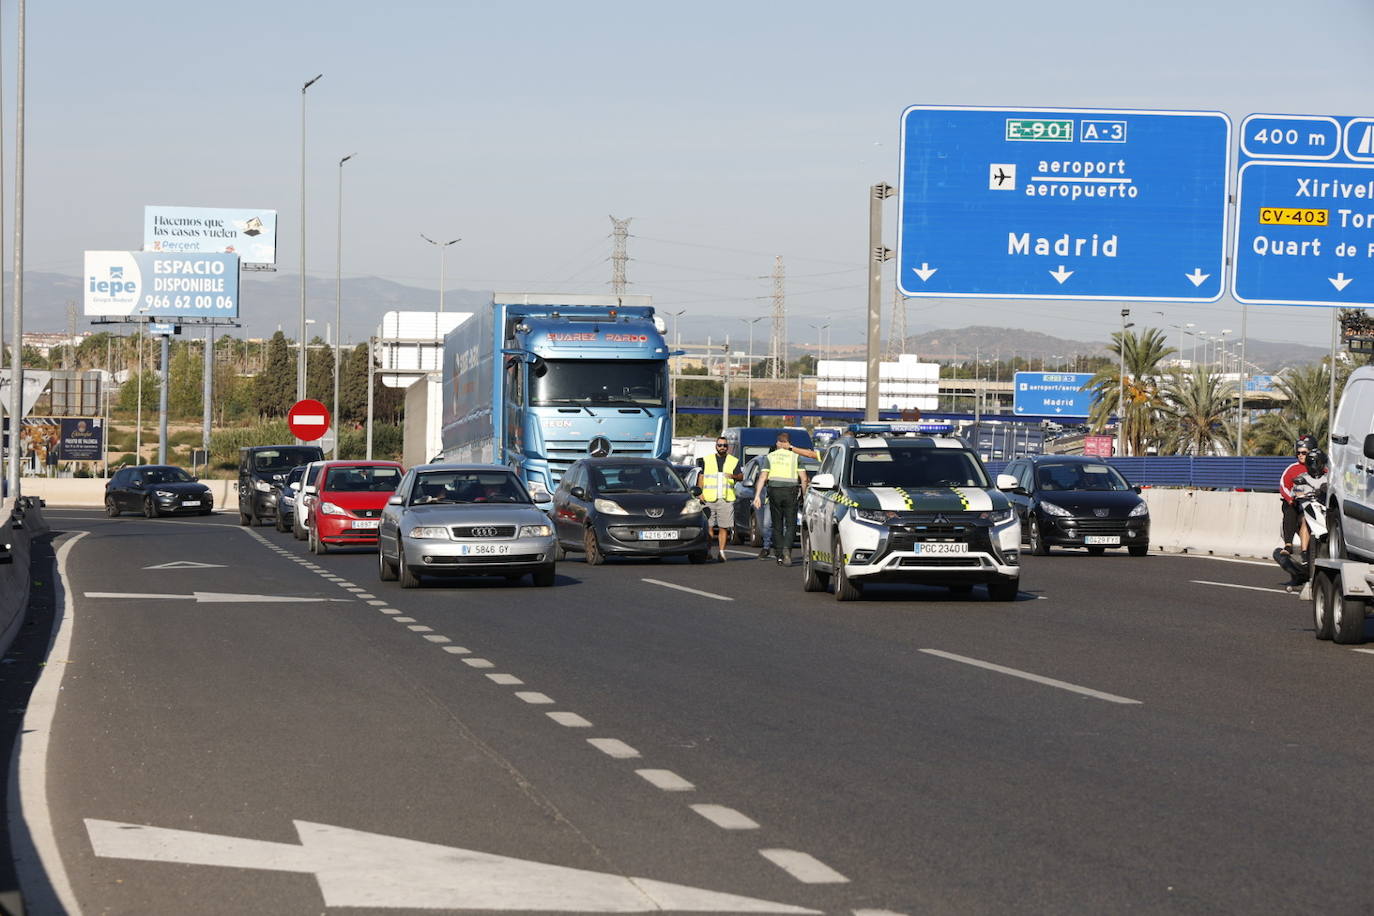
298, 73, 323, 408
334, 153, 353, 459
1118, 309, 1134, 457
741, 317, 765, 426
420, 234, 461, 313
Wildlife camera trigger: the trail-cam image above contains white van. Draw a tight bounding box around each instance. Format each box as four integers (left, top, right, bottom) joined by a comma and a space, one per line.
1328, 365, 1374, 561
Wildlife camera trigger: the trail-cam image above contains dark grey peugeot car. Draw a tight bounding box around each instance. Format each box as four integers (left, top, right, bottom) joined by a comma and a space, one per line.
1002, 455, 1150, 556
551, 457, 711, 564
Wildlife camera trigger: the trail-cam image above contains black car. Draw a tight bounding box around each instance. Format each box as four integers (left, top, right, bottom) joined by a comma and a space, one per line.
237, 445, 324, 526
274, 464, 309, 532
1002, 455, 1150, 556
551, 457, 711, 564
105, 465, 214, 518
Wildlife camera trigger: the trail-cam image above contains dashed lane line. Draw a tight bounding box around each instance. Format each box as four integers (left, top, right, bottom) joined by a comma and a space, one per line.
486, 673, 522, 684
1191, 579, 1292, 596
641, 578, 733, 602
587, 738, 640, 759
547, 711, 592, 728
423, 635, 451, 644
514, 691, 555, 705
920, 649, 1143, 705
443, 646, 472, 654
759, 849, 850, 885
463, 658, 495, 669
393, 617, 417, 623
690, 804, 759, 830
636, 769, 695, 792
407, 625, 433, 632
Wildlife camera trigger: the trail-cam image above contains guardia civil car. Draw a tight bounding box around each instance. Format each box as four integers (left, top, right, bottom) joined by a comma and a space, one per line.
800, 424, 1022, 601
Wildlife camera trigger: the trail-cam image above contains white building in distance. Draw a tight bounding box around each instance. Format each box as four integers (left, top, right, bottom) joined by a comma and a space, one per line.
816, 354, 940, 411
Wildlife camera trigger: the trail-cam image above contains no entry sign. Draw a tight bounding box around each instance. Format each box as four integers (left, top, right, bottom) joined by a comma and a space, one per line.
287, 399, 331, 442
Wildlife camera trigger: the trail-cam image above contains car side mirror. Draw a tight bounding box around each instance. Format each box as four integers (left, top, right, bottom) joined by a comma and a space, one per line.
810, 473, 835, 491
690, 486, 702, 498
1363, 434, 1374, 460
304, 485, 317, 495
570, 486, 586, 500
388, 494, 404, 505
1132, 485, 1142, 494
289, 482, 301, 491
995, 473, 1019, 492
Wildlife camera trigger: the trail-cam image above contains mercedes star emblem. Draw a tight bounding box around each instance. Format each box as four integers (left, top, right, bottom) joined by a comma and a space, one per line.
588, 436, 612, 458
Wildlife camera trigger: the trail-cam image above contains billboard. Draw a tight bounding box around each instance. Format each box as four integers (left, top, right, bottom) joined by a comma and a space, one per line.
144, 205, 277, 265
58, 417, 104, 460
84, 251, 239, 319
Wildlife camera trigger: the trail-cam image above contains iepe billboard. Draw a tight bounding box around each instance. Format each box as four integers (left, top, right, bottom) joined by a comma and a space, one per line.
84, 251, 240, 320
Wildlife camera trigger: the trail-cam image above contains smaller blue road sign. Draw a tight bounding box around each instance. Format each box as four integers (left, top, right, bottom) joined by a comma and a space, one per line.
1234, 113, 1374, 306
1013, 372, 1097, 417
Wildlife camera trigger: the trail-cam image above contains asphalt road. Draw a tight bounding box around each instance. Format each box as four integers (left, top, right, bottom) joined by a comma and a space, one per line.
17, 508, 1374, 914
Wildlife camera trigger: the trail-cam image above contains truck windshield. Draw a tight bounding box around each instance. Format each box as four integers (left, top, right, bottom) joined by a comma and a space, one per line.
533, 360, 665, 408
848, 446, 990, 489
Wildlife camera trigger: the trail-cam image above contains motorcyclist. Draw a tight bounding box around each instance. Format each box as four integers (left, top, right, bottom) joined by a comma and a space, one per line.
1276, 436, 1319, 588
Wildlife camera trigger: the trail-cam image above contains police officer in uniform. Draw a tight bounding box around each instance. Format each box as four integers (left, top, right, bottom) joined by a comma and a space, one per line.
752, 431, 809, 566
698, 437, 742, 562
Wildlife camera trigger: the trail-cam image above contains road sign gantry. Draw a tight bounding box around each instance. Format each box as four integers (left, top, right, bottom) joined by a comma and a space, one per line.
897, 106, 1232, 303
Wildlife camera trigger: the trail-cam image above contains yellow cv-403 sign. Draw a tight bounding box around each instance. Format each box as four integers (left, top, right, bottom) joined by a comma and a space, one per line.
1259, 207, 1329, 226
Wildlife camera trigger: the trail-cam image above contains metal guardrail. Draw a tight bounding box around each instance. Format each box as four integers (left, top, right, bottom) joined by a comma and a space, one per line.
983, 456, 1294, 492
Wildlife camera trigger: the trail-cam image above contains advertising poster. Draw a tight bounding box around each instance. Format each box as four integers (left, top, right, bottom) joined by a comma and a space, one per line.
58, 417, 103, 461
144, 205, 277, 265
84, 251, 240, 319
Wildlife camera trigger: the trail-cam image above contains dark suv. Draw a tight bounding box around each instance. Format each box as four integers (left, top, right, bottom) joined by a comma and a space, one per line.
238, 445, 324, 526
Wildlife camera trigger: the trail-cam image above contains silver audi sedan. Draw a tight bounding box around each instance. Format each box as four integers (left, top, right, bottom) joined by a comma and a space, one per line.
377, 463, 558, 588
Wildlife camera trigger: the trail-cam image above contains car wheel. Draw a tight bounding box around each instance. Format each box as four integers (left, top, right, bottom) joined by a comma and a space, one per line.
105, 497, 120, 518
275, 511, 288, 532
144, 497, 159, 519
1327, 509, 1348, 560
688, 551, 709, 564
199, 508, 212, 517
532, 564, 556, 587
1332, 587, 1367, 645
1128, 543, 1149, 557
378, 543, 398, 581
583, 527, 605, 566
1087, 546, 1106, 556
1028, 517, 1049, 556
801, 528, 829, 592
554, 542, 566, 562
398, 548, 420, 588
238, 509, 252, 526
1313, 571, 1335, 641
310, 526, 329, 555
987, 577, 1021, 602
749, 512, 762, 548
832, 534, 862, 602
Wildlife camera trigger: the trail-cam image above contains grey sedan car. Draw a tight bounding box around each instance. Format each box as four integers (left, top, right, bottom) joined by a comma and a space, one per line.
377, 464, 558, 588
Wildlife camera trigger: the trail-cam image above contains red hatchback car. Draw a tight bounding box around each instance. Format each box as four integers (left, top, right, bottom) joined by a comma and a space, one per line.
308, 461, 405, 554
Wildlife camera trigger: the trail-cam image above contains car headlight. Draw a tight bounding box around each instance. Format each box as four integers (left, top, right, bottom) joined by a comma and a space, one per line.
851, 507, 895, 524
253, 480, 273, 493
320, 501, 344, 516
594, 498, 629, 515
154, 490, 175, 498
1039, 501, 1071, 517
1129, 501, 1149, 517
681, 498, 702, 515
519, 524, 552, 538
408, 526, 450, 539
991, 508, 1015, 524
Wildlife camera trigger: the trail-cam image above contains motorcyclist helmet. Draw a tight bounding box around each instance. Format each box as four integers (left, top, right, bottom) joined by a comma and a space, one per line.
1296, 434, 1318, 455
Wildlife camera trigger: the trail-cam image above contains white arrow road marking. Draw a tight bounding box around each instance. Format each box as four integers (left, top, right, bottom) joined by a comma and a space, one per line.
142, 561, 226, 570
920, 649, 1142, 705
85, 819, 818, 912
911, 262, 937, 282
83, 592, 351, 604
1185, 268, 1210, 287
1331, 272, 1354, 291
1049, 265, 1074, 284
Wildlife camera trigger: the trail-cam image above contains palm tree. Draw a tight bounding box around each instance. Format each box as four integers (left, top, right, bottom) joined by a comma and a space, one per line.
1249, 362, 1331, 455
1157, 367, 1235, 455
1084, 327, 1175, 455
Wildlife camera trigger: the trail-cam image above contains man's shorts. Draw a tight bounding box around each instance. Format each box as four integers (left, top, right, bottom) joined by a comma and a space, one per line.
705, 499, 734, 529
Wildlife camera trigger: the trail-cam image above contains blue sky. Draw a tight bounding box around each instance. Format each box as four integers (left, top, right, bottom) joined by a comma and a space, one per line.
9, 0, 1374, 349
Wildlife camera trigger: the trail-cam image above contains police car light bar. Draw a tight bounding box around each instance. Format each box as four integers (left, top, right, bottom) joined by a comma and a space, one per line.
846, 422, 937, 436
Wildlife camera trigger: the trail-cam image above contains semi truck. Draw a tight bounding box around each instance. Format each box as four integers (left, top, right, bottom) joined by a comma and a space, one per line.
439, 292, 673, 503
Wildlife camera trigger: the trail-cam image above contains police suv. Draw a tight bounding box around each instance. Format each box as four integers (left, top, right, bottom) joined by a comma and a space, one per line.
801, 423, 1022, 601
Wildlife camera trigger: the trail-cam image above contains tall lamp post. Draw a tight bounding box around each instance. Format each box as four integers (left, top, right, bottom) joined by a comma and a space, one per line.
298, 73, 323, 406
1118, 309, 1134, 457
334, 153, 353, 459
667, 309, 686, 435
420, 234, 461, 313
740, 316, 766, 426
7, 0, 23, 496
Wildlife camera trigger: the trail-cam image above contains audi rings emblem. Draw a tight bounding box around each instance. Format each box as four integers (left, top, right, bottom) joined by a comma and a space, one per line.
588, 436, 613, 457
471, 526, 500, 538
646, 508, 665, 518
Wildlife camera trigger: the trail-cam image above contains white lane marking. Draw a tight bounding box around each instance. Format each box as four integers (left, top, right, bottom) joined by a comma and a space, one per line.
84, 818, 819, 912
920, 649, 1142, 705
853, 910, 910, 915
380, 609, 401, 615
12, 531, 87, 915
759, 849, 850, 885
355, 593, 376, 599
367, 600, 388, 606
1351, 648, 1374, 655
345, 588, 366, 593
723, 549, 757, 557
547, 712, 592, 728
394, 617, 416, 623
1160, 554, 1272, 567
641, 578, 733, 602
423, 635, 451, 644
463, 658, 496, 669
443, 646, 472, 655
84, 591, 348, 604
1191, 579, 1292, 596
408, 625, 433, 632
515, 692, 554, 705
636, 769, 694, 791
690, 804, 759, 830
587, 738, 640, 759
487, 673, 522, 684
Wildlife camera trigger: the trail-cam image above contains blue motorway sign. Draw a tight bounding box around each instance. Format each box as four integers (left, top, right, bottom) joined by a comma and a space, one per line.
1013, 372, 1097, 417
897, 106, 1231, 302
1234, 113, 1374, 306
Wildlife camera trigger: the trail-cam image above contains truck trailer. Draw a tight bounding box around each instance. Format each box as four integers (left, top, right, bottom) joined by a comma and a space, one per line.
439, 292, 672, 502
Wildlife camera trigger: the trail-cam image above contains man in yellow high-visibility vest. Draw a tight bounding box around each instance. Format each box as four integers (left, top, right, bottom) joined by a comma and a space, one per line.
698, 436, 742, 562
752, 431, 809, 566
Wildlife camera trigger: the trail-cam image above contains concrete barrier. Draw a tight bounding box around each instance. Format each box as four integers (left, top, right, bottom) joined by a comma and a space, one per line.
0, 497, 50, 659
1143, 488, 1280, 560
